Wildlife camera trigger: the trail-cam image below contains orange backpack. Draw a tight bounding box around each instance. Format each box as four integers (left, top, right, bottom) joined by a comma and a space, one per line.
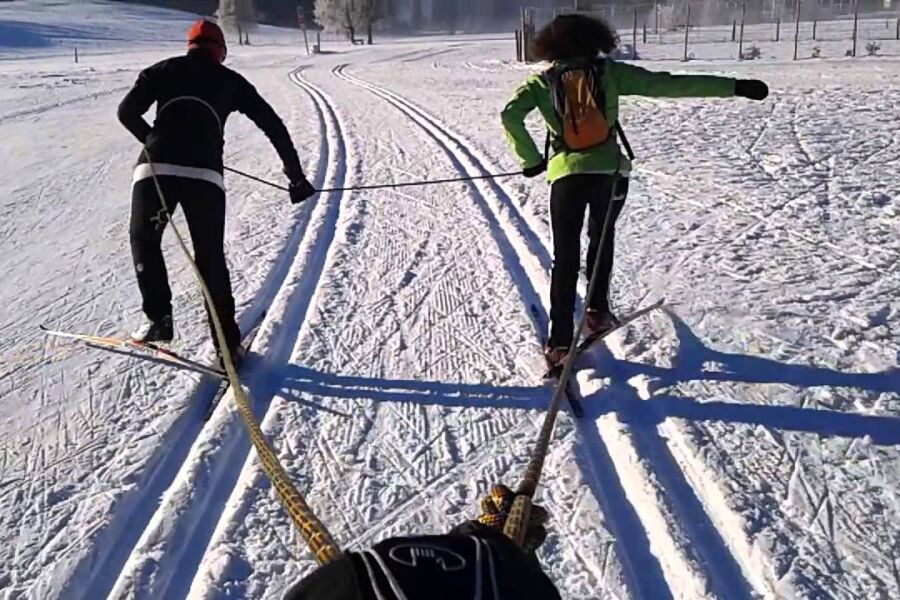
544, 60, 609, 152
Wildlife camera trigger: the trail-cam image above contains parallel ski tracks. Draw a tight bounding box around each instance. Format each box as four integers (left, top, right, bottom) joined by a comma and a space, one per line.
332, 65, 763, 599
332, 64, 551, 336
65, 67, 350, 600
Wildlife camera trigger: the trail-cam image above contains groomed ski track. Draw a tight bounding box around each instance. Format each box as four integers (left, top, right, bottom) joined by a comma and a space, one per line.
44, 59, 789, 600
328, 63, 765, 599
97, 68, 351, 599
4, 8, 899, 598
187, 62, 621, 599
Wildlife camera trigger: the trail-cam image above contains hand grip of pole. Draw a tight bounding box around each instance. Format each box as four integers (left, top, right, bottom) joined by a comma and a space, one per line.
503, 494, 533, 547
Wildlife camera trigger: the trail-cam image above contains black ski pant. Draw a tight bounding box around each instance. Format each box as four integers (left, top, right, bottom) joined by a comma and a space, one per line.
130, 176, 241, 352
548, 174, 628, 348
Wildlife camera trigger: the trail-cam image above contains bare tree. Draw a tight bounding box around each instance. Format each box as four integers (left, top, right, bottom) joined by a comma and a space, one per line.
358, 0, 386, 44
315, 0, 387, 44
217, 0, 259, 45
315, 0, 358, 42
410, 0, 422, 30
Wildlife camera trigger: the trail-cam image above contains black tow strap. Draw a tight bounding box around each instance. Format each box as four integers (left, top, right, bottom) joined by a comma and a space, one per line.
543, 121, 636, 163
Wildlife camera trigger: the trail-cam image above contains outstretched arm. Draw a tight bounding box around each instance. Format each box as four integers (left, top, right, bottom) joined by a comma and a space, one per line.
236, 78, 305, 182
611, 61, 737, 98
501, 79, 544, 171
118, 69, 156, 143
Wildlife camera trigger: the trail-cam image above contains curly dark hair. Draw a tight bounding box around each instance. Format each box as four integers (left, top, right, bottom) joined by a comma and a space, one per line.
531, 14, 619, 61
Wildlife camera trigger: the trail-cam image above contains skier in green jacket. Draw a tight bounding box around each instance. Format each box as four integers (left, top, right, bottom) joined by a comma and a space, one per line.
501, 14, 768, 365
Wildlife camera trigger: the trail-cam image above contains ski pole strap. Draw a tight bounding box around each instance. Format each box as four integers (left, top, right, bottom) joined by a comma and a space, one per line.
615, 121, 636, 162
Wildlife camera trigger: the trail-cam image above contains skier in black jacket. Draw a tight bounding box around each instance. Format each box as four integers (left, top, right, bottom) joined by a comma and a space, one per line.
118, 19, 315, 363
283, 485, 561, 600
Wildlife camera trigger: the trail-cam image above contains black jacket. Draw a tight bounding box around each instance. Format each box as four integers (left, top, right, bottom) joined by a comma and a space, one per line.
118, 50, 304, 180
283, 524, 562, 600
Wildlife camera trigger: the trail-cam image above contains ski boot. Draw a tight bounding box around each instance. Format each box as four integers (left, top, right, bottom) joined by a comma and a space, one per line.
216, 344, 244, 372
543, 344, 569, 368
585, 309, 620, 338
131, 314, 174, 344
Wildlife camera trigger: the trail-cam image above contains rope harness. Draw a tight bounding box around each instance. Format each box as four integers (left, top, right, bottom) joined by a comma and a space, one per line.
224, 164, 525, 194
142, 96, 341, 564
142, 89, 629, 564
500, 171, 623, 547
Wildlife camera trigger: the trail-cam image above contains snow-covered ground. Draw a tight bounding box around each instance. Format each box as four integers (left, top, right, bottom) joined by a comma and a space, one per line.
1, 1, 898, 598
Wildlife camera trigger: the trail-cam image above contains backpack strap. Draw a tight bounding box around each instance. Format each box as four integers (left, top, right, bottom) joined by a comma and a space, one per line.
615, 122, 636, 162
541, 64, 567, 127
594, 58, 636, 162
542, 59, 636, 162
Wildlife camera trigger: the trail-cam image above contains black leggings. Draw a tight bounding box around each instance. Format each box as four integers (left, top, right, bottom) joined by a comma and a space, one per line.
129, 176, 240, 351
548, 174, 628, 348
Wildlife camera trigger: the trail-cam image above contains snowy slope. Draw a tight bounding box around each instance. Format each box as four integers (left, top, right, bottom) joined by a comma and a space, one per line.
1, 2, 899, 599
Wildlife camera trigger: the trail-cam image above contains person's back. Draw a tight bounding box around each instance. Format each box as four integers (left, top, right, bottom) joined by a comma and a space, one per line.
118, 19, 314, 361
285, 529, 562, 600
119, 39, 304, 183
500, 13, 768, 365
129, 53, 238, 172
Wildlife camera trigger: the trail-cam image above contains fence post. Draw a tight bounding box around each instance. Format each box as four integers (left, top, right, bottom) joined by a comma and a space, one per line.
644, 20, 648, 43
739, 1, 746, 59
813, 20, 818, 40
794, 0, 801, 60
732, 19, 737, 41
852, 0, 859, 56
655, 0, 660, 35
683, 2, 691, 61
520, 7, 527, 62
896, 18, 899, 40
74, 46, 78, 63
633, 8, 638, 58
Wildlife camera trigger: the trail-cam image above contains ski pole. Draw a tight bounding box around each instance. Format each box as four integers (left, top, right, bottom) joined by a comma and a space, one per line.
146, 154, 341, 565
224, 165, 525, 194
503, 172, 623, 547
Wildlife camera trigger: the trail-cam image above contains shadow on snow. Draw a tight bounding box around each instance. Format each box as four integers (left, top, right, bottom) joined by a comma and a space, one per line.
582, 309, 900, 445
267, 310, 898, 599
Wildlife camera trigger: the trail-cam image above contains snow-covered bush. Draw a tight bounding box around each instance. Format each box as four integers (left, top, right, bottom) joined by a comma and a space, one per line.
742, 44, 762, 60
217, 0, 258, 45
315, 0, 385, 44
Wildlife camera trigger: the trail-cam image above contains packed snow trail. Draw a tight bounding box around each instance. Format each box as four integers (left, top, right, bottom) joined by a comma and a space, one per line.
329, 60, 763, 598
2, 4, 899, 599
358, 42, 900, 599
105, 66, 349, 599
0, 23, 328, 599
186, 59, 634, 600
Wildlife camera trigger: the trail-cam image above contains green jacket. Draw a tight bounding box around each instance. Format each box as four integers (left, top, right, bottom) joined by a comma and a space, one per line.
501, 59, 737, 182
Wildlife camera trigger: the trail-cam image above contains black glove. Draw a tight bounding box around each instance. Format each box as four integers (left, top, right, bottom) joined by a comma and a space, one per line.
289, 177, 316, 204
522, 160, 547, 179
735, 79, 769, 101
